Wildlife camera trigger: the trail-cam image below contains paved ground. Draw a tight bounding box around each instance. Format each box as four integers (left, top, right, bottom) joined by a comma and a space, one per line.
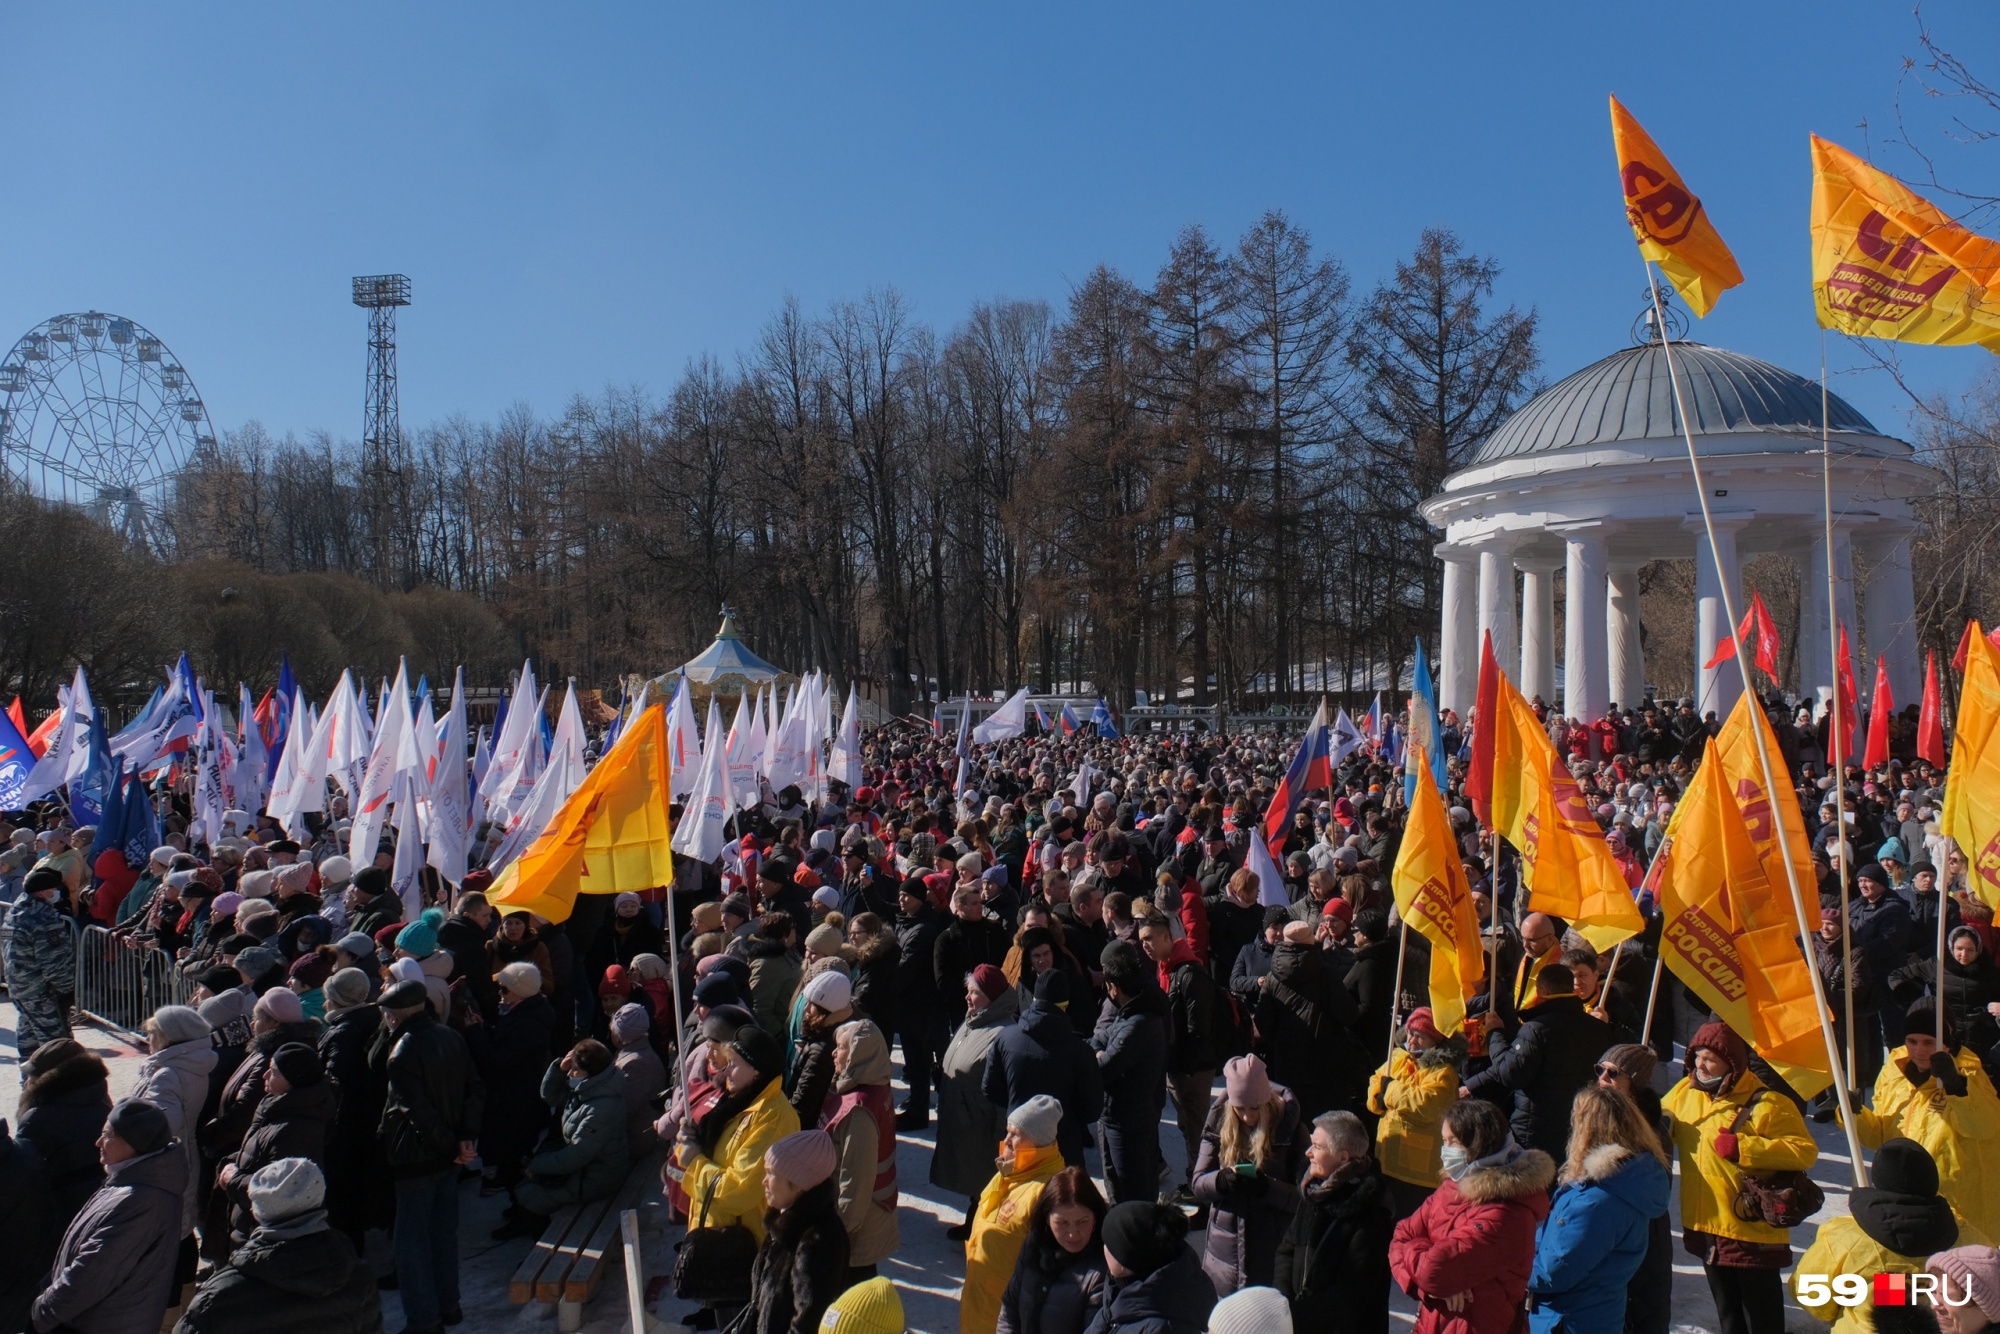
0, 997, 1841, 1333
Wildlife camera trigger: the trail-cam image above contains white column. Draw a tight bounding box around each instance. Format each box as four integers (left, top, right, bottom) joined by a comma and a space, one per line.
1862, 530, 1921, 707
1691, 517, 1747, 722
1436, 545, 1479, 715
1799, 537, 1830, 703
1517, 555, 1560, 706
1564, 533, 1610, 724
1477, 544, 1518, 683
1607, 561, 1644, 711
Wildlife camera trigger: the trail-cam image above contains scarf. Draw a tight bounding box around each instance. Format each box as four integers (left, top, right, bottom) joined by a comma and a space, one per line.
696, 1071, 775, 1158
824, 1083, 897, 1212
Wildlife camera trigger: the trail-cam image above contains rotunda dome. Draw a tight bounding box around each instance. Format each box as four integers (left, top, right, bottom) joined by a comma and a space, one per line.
1469, 341, 1896, 467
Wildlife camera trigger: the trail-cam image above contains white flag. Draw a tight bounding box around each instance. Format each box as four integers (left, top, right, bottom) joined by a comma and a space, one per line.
236, 684, 269, 815
390, 769, 427, 920
972, 686, 1031, 743
349, 659, 418, 863
1247, 822, 1290, 907
828, 683, 863, 788
724, 692, 759, 811
18, 669, 90, 805
486, 682, 588, 873
1330, 707, 1366, 767
665, 675, 702, 801
671, 698, 732, 862
481, 660, 542, 820
427, 668, 473, 885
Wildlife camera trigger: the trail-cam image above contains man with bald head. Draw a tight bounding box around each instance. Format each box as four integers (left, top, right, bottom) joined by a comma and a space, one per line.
1510, 912, 1563, 1022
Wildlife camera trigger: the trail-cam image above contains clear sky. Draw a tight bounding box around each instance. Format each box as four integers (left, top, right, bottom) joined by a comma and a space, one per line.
6, 2, 2000, 447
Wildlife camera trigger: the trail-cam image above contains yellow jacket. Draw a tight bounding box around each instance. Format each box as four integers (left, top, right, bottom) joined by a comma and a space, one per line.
960, 1141, 1064, 1334
1662, 1071, 1817, 1246
1849, 1046, 2000, 1237
675, 1078, 801, 1244
1793, 1213, 1994, 1333
1368, 1047, 1460, 1187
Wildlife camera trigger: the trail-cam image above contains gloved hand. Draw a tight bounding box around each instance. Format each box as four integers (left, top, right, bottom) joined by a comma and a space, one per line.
1368, 1072, 1391, 1108
1931, 1052, 1969, 1097
1712, 1130, 1740, 1162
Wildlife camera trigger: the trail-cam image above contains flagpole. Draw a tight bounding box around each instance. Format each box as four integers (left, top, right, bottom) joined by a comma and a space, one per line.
1386, 917, 1410, 1065
1487, 827, 1502, 1023
1822, 328, 1861, 1091
1647, 267, 1867, 1185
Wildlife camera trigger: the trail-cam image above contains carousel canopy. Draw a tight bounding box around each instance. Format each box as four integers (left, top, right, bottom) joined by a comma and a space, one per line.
680, 608, 782, 685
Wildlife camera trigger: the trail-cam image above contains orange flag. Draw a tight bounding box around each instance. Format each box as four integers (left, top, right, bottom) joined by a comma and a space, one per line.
1391, 743, 1484, 1036
1810, 134, 2000, 351
1488, 668, 1644, 951
1610, 96, 1744, 316
1710, 691, 1820, 929
1655, 744, 1833, 1096
1943, 626, 2000, 909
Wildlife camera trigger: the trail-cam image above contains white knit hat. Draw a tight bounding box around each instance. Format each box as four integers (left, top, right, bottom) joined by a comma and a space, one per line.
1207, 1287, 1292, 1334
247, 1157, 326, 1226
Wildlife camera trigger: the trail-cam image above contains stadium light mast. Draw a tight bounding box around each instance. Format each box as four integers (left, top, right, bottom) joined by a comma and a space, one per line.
352, 274, 411, 587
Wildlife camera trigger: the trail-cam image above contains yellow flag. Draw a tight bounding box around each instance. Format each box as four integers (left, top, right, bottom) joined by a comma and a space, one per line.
1489, 673, 1644, 952
1610, 96, 1744, 316
1391, 744, 1484, 1037
1944, 625, 2000, 909
488, 704, 677, 922
1656, 748, 1833, 1096
1811, 134, 2000, 350
1709, 692, 1818, 921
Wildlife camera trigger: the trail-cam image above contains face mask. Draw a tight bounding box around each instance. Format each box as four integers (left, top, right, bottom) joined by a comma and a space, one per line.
1691, 1071, 1726, 1094
1439, 1144, 1470, 1180
568, 1074, 587, 1090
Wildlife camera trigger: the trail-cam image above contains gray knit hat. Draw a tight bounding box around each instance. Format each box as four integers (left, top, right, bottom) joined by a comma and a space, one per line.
1008, 1094, 1062, 1147
149, 1005, 213, 1046
323, 967, 371, 1010
247, 1156, 326, 1226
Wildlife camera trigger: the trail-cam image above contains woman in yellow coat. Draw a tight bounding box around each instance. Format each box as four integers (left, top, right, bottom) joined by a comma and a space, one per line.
666, 1026, 802, 1248
961, 1094, 1066, 1334
1365, 1006, 1461, 1221
1661, 1022, 1818, 1334
1794, 1138, 1988, 1333
1848, 1003, 2000, 1237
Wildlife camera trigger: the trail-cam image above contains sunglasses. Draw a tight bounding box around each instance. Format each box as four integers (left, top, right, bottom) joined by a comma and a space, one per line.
1593, 1064, 1626, 1080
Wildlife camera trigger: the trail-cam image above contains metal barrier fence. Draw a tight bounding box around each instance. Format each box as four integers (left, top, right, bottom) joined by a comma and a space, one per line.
74, 924, 196, 1038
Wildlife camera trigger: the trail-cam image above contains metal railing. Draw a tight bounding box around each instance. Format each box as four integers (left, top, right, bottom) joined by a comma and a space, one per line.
73, 924, 196, 1038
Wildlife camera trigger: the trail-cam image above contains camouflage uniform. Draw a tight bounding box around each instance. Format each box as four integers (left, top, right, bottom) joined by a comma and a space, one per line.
4, 892, 76, 1060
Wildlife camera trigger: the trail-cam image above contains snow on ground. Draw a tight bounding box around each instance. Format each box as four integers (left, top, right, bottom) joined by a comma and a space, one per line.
1, 998, 1838, 1333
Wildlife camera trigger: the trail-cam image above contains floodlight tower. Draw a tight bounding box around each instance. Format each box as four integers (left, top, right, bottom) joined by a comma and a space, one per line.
352, 274, 411, 587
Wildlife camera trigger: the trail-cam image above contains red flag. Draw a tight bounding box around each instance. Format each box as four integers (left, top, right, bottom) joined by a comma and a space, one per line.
1702, 592, 1782, 676
1466, 631, 1501, 828
1863, 655, 1894, 768
1951, 619, 2000, 673
1919, 650, 1946, 766
1829, 623, 1861, 767
26, 705, 62, 759
5, 697, 26, 748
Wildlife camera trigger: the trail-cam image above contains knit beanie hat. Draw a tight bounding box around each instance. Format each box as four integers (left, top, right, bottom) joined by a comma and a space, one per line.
335, 931, 376, 959
1008, 1094, 1063, 1147
1402, 1007, 1443, 1044
610, 1003, 651, 1047
630, 953, 670, 981
497, 962, 542, 999
324, 968, 371, 1010
1599, 1043, 1658, 1088
693, 973, 741, 1009
1100, 1201, 1189, 1280
804, 969, 853, 1013
211, 892, 243, 918
1033, 967, 1070, 1007
236, 896, 279, 926
599, 964, 635, 999
701, 1004, 754, 1042
317, 854, 354, 886
271, 1042, 323, 1088
1684, 1020, 1748, 1083
288, 951, 335, 990
397, 907, 445, 958
766, 1129, 838, 1190
615, 891, 642, 915
1872, 1137, 1942, 1198
1223, 1054, 1273, 1109
1905, 1000, 1955, 1043
237, 869, 275, 900
818, 1276, 904, 1334
150, 1005, 213, 1046
106, 1099, 172, 1156
198, 964, 242, 996
255, 986, 305, 1025
1208, 1287, 1293, 1334
971, 964, 1009, 1002
728, 1026, 784, 1080
247, 1156, 326, 1226
1930, 1246, 2000, 1322
1262, 905, 1291, 931
805, 923, 846, 957
234, 943, 282, 982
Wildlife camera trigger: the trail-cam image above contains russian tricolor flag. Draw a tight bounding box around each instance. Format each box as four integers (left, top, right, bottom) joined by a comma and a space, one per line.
1263, 700, 1333, 853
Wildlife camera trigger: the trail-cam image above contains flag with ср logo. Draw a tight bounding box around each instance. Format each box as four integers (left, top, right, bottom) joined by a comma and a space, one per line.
1390, 742, 1484, 1036
1810, 134, 2000, 351
1609, 96, 1743, 316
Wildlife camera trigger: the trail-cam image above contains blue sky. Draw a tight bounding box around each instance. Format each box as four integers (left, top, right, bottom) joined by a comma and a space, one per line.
6, 2, 2000, 445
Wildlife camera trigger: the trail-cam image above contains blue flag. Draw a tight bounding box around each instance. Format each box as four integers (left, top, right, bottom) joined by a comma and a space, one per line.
69, 707, 115, 826
0, 705, 33, 811
119, 768, 161, 868
1092, 698, 1120, 739
1402, 638, 1446, 803
176, 653, 204, 724
90, 760, 128, 862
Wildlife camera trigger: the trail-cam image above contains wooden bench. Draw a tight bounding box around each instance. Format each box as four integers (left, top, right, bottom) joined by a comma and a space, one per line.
508, 1155, 658, 1331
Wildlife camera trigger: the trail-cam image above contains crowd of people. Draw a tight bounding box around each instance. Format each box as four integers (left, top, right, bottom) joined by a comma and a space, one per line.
1, 687, 1999, 1334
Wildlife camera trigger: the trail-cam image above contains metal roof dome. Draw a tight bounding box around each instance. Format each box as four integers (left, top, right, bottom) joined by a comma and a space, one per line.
1468, 341, 1895, 467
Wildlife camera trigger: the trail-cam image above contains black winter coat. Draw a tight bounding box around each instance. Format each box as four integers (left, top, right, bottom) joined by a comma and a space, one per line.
1091, 988, 1169, 1127
1464, 994, 1615, 1157
745, 1182, 850, 1334
893, 905, 946, 1010
201, 1021, 322, 1165
370, 1008, 484, 1177
1080, 1247, 1217, 1334
848, 937, 900, 1037
787, 1012, 841, 1127
1160, 952, 1222, 1074
984, 1000, 1106, 1167
174, 1222, 383, 1334
467, 992, 559, 1170
318, 1004, 387, 1236
225, 1079, 339, 1238
935, 916, 1012, 1026
1256, 943, 1367, 1118
14, 1052, 110, 1228
1274, 1164, 1393, 1334
1202, 895, 1262, 989
0, 1124, 51, 1334
1889, 952, 2000, 1056
999, 1238, 1108, 1334
1343, 938, 1402, 1057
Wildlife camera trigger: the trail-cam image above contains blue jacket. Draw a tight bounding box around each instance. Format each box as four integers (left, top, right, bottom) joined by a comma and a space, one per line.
1527, 1145, 1670, 1334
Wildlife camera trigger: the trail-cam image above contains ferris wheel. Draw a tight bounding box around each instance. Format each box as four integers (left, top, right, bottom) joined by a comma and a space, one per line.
0, 311, 214, 552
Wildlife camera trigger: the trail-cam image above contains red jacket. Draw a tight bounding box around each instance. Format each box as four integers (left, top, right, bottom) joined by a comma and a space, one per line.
1175, 881, 1210, 965
1389, 1146, 1555, 1334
